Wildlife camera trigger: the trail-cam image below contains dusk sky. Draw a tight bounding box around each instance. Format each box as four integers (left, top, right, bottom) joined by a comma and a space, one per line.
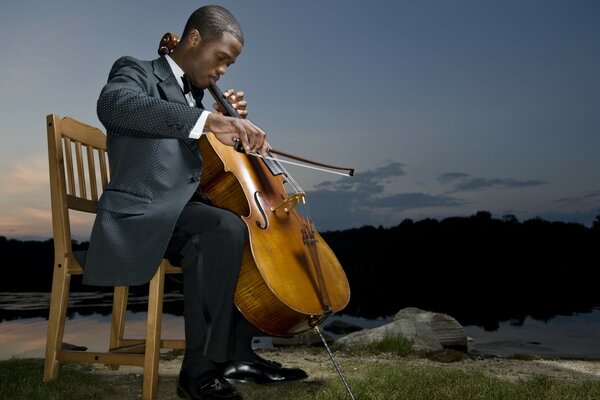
1, 0, 599, 240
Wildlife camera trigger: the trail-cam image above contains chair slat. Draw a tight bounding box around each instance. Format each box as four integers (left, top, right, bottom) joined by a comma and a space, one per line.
87, 145, 98, 201
75, 141, 86, 198
66, 194, 97, 213
63, 138, 75, 196
60, 117, 107, 149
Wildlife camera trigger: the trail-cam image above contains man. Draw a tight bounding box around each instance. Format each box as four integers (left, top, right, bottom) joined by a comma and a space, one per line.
84, 5, 306, 400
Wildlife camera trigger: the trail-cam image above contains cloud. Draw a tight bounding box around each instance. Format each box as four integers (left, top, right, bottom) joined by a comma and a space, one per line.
0, 206, 94, 240
549, 190, 600, 226
554, 190, 600, 205
454, 177, 546, 191
0, 211, 51, 238
438, 172, 546, 193
305, 163, 554, 230
368, 192, 464, 209
306, 161, 465, 230
21, 207, 52, 221
0, 155, 49, 194
438, 172, 470, 184
314, 161, 406, 195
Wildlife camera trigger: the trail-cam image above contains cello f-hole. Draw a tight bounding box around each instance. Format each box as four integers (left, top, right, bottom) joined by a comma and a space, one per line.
254, 192, 269, 230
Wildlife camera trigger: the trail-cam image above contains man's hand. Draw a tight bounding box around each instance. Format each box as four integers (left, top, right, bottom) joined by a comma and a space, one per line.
205, 114, 267, 154
207, 88, 268, 154
213, 88, 248, 118
228, 118, 267, 153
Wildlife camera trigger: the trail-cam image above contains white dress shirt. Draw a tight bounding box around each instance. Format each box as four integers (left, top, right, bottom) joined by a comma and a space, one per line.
165, 55, 210, 139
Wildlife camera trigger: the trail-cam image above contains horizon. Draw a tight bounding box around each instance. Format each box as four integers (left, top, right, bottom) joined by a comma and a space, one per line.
1, 1, 599, 239
3, 209, 598, 243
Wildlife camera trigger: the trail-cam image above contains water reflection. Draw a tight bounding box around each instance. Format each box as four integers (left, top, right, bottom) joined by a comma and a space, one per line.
1, 292, 600, 361
0, 292, 185, 322
0, 311, 185, 360
465, 308, 600, 359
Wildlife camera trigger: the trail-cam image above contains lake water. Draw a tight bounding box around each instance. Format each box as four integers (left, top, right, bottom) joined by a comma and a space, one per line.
1, 292, 599, 361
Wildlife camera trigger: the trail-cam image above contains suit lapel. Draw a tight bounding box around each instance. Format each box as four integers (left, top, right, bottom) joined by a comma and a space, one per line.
158, 75, 189, 105
154, 56, 188, 105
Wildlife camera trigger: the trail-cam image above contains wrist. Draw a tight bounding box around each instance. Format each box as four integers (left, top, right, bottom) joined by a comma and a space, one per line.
205, 113, 231, 133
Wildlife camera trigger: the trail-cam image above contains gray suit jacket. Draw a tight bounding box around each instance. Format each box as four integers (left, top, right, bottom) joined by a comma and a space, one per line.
83, 55, 205, 286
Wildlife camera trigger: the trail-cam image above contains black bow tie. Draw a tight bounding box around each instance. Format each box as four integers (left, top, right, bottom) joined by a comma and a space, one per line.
181, 74, 204, 103
182, 74, 196, 95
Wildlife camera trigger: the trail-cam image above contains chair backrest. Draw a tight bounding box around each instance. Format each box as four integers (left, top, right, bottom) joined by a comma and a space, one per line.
46, 114, 109, 262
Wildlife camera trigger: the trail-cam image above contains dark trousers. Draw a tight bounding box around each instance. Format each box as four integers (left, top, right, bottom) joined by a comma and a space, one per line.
164, 201, 259, 377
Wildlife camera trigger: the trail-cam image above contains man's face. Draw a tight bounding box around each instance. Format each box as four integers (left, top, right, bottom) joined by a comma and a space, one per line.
184, 31, 243, 89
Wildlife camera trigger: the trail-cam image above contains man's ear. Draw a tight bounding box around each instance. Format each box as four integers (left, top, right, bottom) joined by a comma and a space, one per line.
188, 29, 202, 47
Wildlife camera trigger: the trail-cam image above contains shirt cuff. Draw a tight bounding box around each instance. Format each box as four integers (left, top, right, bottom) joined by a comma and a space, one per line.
188, 110, 210, 139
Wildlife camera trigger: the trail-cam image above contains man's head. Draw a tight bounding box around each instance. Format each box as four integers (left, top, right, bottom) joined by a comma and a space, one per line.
183, 5, 244, 46
172, 5, 244, 89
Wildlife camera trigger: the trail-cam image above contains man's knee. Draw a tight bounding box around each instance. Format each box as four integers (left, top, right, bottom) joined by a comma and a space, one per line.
219, 212, 247, 244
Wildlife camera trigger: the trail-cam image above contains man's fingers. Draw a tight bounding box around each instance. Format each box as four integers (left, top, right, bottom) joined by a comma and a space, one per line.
239, 132, 251, 152
229, 119, 266, 153
248, 125, 266, 153
225, 90, 244, 104
233, 100, 247, 109
259, 140, 271, 155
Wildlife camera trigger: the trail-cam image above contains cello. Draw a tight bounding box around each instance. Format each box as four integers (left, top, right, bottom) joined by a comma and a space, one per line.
158, 32, 352, 336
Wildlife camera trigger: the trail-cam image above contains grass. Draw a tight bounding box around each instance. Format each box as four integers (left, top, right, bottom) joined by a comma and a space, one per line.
0, 358, 115, 400
239, 364, 600, 400
2, 344, 600, 400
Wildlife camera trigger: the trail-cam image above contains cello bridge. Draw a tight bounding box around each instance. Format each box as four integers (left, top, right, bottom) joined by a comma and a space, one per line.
270, 193, 305, 213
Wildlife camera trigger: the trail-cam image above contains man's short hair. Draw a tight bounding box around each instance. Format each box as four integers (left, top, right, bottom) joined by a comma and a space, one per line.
183, 5, 244, 45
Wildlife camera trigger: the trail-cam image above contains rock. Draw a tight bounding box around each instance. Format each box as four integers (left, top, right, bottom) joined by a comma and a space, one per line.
323, 320, 363, 335
62, 342, 87, 351
336, 318, 443, 353
394, 307, 467, 349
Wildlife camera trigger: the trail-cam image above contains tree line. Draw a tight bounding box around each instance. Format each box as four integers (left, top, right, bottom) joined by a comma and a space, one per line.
321, 211, 600, 329
1, 211, 599, 329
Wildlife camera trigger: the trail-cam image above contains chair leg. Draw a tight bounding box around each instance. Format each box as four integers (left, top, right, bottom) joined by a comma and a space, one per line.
108, 285, 129, 371
142, 263, 166, 400
44, 265, 71, 381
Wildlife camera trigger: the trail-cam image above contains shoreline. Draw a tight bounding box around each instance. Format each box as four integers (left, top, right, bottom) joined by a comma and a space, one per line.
84, 348, 600, 399
3, 348, 600, 399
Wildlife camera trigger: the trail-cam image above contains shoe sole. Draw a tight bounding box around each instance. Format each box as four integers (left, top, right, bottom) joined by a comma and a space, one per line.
224, 375, 308, 385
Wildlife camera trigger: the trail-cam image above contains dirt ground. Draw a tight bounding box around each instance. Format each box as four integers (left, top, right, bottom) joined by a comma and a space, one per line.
89, 347, 600, 399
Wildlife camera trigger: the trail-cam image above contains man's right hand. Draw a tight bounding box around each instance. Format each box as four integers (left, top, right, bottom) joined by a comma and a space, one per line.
206, 113, 267, 154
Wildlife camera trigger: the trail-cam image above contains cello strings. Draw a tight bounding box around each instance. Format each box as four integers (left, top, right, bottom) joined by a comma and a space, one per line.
246, 152, 352, 177
263, 151, 316, 229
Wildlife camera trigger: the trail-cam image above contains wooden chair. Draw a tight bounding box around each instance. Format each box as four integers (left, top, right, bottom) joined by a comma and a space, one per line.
44, 114, 184, 400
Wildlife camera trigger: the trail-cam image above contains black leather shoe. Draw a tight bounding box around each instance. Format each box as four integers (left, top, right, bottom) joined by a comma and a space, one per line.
254, 353, 282, 368
177, 369, 243, 400
221, 359, 308, 384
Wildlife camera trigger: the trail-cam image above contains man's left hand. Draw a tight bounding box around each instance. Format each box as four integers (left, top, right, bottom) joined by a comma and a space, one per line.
214, 88, 248, 118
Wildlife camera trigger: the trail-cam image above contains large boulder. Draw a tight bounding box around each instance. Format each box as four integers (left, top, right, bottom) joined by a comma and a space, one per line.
336, 307, 468, 353
394, 307, 467, 349
336, 317, 443, 353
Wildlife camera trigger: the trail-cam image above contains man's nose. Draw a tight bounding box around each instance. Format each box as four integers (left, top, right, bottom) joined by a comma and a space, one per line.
217, 64, 227, 75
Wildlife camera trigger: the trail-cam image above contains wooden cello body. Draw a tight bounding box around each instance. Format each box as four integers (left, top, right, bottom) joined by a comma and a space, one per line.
198, 131, 350, 336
